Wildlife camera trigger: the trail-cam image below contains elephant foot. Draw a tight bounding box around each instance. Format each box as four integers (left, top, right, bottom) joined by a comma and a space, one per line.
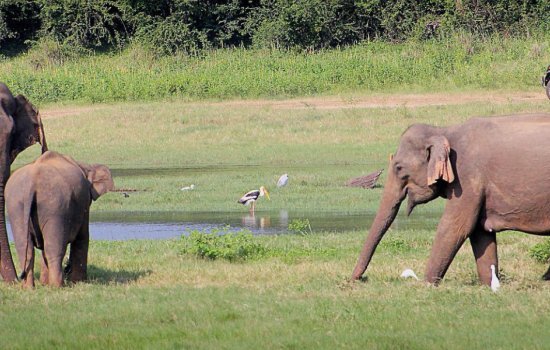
40, 272, 49, 285
542, 266, 550, 280
22, 277, 35, 289
351, 275, 368, 283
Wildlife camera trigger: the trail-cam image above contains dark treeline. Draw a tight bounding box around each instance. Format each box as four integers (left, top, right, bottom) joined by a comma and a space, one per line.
1, 0, 549, 55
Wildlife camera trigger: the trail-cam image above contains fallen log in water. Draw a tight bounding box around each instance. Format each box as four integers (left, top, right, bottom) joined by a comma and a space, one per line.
345, 169, 383, 189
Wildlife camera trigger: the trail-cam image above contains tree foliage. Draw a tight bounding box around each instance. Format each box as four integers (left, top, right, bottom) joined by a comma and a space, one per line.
0, 0, 548, 54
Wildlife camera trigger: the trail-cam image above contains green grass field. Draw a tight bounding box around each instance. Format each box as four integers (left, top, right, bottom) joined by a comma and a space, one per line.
1, 231, 550, 349
0, 91, 549, 348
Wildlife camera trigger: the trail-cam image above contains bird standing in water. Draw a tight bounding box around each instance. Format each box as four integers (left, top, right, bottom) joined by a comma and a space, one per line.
238, 186, 270, 214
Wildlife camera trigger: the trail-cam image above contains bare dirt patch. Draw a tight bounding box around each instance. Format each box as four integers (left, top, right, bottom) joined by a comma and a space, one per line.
39, 91, 546, 118
40, 106, 105, 119
207, 91, 545, 110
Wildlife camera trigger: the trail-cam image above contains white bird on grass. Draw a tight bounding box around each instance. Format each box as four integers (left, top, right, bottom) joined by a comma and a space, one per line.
238, 186, 270, 214
277, 173, 289, 188
180, 184, 195, 191
490, 264, 500, 292
400, 268, 419, 280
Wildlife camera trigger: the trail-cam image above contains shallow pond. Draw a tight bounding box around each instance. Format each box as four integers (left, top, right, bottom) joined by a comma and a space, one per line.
6, 165, 443, 240
7, 210, 442, 241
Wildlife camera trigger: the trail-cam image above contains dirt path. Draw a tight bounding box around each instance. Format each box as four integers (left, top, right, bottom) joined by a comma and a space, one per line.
40, 91, 546, 118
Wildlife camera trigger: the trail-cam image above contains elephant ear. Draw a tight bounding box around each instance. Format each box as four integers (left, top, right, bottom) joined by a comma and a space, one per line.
86, 164, 115, 201
426, 135, 454, 185
10, 94, 48, 162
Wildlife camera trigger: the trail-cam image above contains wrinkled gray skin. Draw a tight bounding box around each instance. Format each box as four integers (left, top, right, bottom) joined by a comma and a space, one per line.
6, 151, 114, 288
0, 83, 48, 282
352, 114, 550, 285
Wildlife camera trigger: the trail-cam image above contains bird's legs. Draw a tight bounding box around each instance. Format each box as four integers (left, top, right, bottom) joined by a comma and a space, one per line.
250, 202, 255, 216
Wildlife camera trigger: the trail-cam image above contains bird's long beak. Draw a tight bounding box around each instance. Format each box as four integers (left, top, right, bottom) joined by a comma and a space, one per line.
265, 189, 270, 200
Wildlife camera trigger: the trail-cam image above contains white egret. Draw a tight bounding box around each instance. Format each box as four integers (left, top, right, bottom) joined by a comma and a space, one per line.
238, 186, 270, 214
180, 184, 195, 191
277, 174, 289, 188
490, 264, 500, 292
400, 268, 419, 280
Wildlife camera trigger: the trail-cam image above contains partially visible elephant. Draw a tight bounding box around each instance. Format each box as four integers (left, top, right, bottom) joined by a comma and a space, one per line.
6, 151, 114, 287
0, 83, 48, 282
352, 114, 550, 285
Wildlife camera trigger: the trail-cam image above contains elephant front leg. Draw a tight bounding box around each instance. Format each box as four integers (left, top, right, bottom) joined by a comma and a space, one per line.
425, 196, 481, 284
43, 219, 73, 287
469, 228, 498, 286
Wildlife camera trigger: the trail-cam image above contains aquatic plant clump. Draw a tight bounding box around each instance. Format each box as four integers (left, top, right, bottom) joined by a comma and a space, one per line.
181, 228, 266, 262
288, 219, 312, 235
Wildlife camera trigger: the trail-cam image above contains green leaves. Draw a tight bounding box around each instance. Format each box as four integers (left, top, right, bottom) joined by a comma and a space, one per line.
529, 240, 550, 263
181, 228, 266, 262
1, 0, 549, 54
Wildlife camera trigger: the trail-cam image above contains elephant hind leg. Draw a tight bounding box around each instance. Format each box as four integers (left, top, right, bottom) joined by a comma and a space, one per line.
469, 228, 498, 286
14, 229, 35, 288
542, 266, 550, 281
68, 221, 89, 283
39, 251, 49, 285
19, 245, 35, 289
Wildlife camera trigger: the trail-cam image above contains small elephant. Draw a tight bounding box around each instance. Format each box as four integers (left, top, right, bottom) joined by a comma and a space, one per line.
6, 151, 114, 287
352, 113, 550, 285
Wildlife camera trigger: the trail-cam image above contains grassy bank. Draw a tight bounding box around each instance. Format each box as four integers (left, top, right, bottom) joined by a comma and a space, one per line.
1, 34, 550, 104
1, 230, 550, 349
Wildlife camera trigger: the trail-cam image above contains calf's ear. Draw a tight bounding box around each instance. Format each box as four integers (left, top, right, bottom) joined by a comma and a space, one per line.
87, 165, 114, 200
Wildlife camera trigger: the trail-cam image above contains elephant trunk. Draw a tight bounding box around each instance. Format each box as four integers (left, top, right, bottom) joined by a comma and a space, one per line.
351, 173, 406, 280
0, 161, 17, 282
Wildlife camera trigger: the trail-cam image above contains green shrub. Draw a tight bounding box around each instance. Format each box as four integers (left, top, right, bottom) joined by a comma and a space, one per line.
132, 14, 209, 55
529, 240, 550, 263
0, 0, 40, 53
288, 219, 312, 236
181, 228, 266, 262
23, 37, 87, 69
38, 0, 128, 49
3, 0, 550, 53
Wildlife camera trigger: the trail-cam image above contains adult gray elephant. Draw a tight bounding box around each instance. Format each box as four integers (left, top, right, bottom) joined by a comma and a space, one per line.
0, 82, 48, 282
6, 151, 114, 287
352, 113, 550, 285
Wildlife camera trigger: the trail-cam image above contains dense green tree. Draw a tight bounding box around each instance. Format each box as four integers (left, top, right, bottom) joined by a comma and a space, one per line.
0, 0, 548, 54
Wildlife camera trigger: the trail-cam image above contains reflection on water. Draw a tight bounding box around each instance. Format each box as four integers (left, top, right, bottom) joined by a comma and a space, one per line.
7, 210, 442, 241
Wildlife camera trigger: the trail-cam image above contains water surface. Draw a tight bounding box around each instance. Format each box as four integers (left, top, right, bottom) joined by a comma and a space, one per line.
84, 210, 442, 240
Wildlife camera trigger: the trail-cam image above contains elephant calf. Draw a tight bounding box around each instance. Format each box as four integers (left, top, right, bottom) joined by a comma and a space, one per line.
6, 151, 114, 287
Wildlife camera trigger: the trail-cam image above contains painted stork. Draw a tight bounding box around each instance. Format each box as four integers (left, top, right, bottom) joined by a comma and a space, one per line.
238, 186, 270, 214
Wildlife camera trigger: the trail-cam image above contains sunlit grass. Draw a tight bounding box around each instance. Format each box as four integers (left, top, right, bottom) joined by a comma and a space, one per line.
1, 230, 550, 349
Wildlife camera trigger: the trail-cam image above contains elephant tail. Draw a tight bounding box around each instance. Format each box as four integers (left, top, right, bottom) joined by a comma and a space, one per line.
14, 192, 35, 281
